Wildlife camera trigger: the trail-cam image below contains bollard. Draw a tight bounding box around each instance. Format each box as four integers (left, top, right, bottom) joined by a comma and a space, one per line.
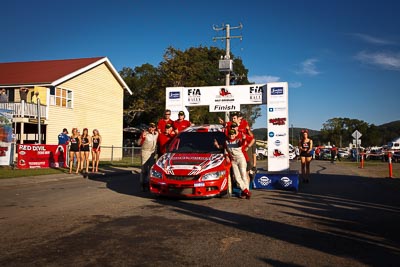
388, 152, 393, 178
359, 153, 364, 169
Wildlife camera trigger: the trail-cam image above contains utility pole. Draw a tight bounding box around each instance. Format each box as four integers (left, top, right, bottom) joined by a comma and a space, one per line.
213, 23, 243, 122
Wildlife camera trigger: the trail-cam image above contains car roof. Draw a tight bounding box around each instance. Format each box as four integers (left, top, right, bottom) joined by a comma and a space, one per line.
183, 124, 224, 132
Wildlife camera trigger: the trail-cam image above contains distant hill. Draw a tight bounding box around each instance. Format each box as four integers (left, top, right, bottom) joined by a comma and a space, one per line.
379, 120, 400, 131
253, 120, 400, 146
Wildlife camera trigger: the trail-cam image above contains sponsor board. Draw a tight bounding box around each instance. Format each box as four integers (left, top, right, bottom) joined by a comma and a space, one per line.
252, 172, 298, 191
267, 82, 289, 172
17, 144, 67, 169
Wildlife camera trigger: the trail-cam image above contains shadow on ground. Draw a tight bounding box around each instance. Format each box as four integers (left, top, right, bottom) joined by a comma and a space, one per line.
86, 164, 400, 266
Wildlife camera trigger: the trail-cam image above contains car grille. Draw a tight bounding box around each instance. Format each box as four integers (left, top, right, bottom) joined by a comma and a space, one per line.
166, 175, 199, 181
168, 188, 194, 195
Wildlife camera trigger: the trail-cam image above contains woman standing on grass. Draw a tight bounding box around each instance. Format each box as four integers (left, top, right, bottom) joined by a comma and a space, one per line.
91, 129, 102, 173
69, 128, 81, 174
79, 128, 91, 174
299, 129, 313, 183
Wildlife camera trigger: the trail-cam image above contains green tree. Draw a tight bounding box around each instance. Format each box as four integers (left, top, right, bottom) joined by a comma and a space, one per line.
121, 46, 260, 127
320, 117, 386, 147
120, 64, 163, 126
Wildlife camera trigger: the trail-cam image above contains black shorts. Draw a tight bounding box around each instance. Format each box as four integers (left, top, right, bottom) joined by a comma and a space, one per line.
80, 146, 90, 152
300, 152, 312, 157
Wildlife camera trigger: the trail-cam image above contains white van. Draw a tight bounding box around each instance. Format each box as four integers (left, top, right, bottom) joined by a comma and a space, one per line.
388, 137, 400, 151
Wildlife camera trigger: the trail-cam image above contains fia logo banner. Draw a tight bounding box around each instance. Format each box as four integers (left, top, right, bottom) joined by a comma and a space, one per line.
187, 88, 201, 104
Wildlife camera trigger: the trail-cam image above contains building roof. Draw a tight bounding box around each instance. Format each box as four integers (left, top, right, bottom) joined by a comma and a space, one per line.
0, 57, 132, 94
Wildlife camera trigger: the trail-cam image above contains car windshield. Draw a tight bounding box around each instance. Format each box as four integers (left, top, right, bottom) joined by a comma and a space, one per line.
168, 131, 226, 153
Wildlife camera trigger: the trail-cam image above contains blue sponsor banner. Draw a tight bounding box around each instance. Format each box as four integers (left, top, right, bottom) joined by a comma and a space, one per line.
271, 87, 284, 95
252, 171, 299, 191
169, 91, 180, 99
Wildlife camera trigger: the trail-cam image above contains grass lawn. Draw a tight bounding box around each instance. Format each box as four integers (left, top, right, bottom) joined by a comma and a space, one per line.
0, 157, 141, 179
0, 167, 67, 179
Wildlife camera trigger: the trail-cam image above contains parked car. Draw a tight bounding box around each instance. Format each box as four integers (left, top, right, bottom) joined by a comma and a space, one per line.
393, 151, 400, 163
256, 147, 268, 160
320, 149, 332, 160
338, 149, 350, 159
366, 148, 384, 161
149, 124, 231, 198
289, 144, 296, 160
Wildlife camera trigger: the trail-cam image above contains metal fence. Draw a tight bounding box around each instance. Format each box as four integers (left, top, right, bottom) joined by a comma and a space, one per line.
62, 145, 142, 167
93, 145, 142, 165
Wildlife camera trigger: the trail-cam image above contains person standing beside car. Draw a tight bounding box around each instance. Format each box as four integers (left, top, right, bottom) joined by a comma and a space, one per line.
157, 109, 173, 134
157, 123, 175, 157
244, 126, 257, 183
299, 129, 313, 183
173, 111, 191, 134
224, 128, 251, 199
139, 123, 159, 191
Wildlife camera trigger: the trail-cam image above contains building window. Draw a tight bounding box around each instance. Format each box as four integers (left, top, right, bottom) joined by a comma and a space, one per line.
50, 87, 72, 108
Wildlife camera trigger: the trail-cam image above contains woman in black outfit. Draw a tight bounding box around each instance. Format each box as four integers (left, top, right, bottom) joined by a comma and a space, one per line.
69, 128, 81, 174
79, 128, 91, 174
299, 129, 313, 183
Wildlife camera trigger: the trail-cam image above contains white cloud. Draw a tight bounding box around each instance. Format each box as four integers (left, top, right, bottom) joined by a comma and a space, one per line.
248, 75, 280, 84
295, 58, 320, 76
355, 51, 400, 71
350, 33, 395, 45
289, 82, 302, 88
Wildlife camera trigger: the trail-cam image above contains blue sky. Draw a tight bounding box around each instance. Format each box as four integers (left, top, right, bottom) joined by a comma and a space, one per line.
1, 0, 399, 130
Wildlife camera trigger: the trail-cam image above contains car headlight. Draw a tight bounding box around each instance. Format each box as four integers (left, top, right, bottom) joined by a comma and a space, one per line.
150, 168, 163, 179
202, 170, 226, 181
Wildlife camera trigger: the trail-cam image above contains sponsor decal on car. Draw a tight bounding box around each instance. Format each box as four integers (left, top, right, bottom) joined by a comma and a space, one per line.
194, 182, 205, 187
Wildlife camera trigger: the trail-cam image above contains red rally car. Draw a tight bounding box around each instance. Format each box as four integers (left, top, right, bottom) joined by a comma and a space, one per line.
149, 124, 231, 198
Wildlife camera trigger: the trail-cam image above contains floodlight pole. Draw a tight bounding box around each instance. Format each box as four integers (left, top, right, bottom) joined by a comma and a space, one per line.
213, 23, 243, 122
224, 24, 231, 122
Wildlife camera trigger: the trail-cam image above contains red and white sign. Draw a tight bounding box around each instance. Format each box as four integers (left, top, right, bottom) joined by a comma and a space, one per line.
17, 144, 67, 169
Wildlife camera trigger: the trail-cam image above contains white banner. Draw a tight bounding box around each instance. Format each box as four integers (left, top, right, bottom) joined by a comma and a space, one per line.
167, 84, 267, 114
166, 82, 289, 172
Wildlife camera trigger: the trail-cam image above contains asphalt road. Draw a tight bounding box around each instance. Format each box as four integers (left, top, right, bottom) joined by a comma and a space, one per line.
0, 161, 399, 266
